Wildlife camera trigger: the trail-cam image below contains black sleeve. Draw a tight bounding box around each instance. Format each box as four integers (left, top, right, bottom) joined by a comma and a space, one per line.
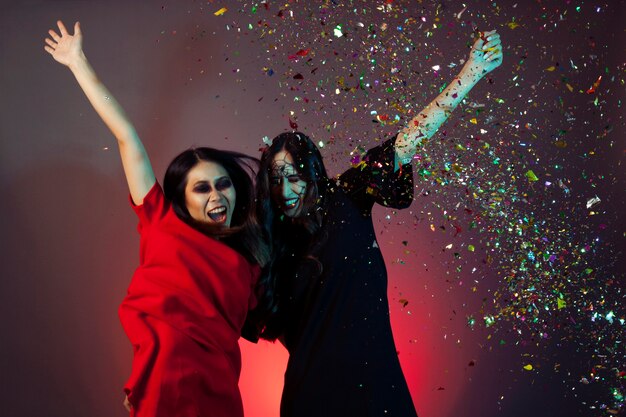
338, 134, 414, 210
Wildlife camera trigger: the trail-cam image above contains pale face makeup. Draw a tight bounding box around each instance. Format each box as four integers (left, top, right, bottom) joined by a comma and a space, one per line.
270, 149, 307, 218
184, 161, 236, 227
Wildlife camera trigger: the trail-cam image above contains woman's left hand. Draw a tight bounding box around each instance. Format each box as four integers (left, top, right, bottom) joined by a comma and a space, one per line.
464, 29, 503, 77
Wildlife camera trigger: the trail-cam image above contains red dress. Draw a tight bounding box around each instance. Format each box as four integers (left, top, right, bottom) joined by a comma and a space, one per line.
119, 183, 259, 417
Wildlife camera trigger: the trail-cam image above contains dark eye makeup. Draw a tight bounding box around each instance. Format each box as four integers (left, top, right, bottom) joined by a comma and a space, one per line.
193, 183, 211, 193
270, 174, 303, 187
215, 177, 233, 191
191, 177, 232, 193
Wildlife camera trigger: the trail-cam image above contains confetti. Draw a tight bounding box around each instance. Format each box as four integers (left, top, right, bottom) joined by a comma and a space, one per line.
525, 170, 539, 182
213, 7, 227, 16
586, 196, 601, 209
218, 2, 625, 413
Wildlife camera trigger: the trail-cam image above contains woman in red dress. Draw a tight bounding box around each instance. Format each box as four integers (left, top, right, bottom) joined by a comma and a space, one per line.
44, 21, 269, 417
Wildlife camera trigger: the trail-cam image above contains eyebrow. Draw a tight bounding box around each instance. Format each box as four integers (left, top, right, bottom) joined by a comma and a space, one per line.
271, 165, 297, 173
191, 176, 230, 185
270, 171, 298, 179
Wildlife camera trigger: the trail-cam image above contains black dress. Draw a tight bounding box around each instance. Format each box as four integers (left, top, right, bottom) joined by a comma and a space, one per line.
260, 136, 418, 417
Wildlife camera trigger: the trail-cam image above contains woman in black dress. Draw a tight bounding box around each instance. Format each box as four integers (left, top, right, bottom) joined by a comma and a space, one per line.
247, 31, 503, 417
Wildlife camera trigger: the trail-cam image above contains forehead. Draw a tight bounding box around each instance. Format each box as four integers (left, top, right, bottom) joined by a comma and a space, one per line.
271, 150, 299, 176
186, 160, 229, 183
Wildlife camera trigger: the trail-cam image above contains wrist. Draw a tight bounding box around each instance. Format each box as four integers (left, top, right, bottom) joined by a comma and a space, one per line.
68, 51, 88, 72
458, 64, 483, 86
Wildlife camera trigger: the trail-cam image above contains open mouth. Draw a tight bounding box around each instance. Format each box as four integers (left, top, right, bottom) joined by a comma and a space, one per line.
284, 198, 299, 209
207, 206, 228, 223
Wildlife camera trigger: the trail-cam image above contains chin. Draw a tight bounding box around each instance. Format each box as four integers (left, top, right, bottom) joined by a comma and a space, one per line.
283, 207, 301, 218
202, 217, 230, 227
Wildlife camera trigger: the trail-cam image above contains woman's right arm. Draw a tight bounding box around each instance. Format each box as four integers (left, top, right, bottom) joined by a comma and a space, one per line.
45, 20, 155, 204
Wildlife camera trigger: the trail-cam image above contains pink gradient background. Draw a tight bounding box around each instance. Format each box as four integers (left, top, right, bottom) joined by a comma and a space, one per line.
1, 2, 623, 417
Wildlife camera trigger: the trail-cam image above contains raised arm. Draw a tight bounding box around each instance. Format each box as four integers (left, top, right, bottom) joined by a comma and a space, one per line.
394, 30, 503, 166
44, 20, 155, 204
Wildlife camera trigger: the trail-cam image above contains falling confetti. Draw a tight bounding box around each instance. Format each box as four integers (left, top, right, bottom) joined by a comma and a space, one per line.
213, 7, 227, 16
586, 196, 601, 209
211, 1, 624, 414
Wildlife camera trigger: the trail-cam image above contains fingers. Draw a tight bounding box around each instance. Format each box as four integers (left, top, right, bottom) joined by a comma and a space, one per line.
123, 395, 132, 412
478, 30, 499, 43
483, 52, 499, 62
482, 43, 501, 54
74, 21, 81, 36
471, 30, 503, 66
482, 34, 501, 50
484, 48, 503, 62
482, 33, 502, 59
57, 20, 68, 36
473, 31, 499, 51
44, 37, 57, 48
44, 36, 58, 55
48, 29, 60, 42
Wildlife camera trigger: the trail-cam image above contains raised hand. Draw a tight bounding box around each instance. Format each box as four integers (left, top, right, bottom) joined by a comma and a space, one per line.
464, 30, 503, 78
395, 29, 504, 162
44, 20, 156, 204
44, 20, 83, 67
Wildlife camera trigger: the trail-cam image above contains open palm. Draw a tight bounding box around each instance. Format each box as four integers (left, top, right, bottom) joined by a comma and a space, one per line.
44, 21, 83, 67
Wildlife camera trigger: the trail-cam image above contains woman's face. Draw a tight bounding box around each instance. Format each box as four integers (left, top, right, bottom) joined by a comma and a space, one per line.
184, 160, 236, 227
270, 149, 307, 218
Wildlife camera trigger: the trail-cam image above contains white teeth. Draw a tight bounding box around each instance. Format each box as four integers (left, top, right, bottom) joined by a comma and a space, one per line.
207, 206, 228, 223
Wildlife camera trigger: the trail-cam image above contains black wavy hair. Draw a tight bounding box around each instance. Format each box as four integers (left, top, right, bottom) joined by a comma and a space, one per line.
247, 132, 330, 340
258, 131, 329, 233
163, 147, 269, 267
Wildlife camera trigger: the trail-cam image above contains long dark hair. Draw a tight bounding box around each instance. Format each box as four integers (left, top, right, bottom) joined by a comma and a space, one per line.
163, 147, 269, 267
250, 132, 330, 340
259, 132, 329, 231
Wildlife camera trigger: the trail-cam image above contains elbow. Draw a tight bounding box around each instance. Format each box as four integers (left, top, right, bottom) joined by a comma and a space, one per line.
116, 127, 139, 144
